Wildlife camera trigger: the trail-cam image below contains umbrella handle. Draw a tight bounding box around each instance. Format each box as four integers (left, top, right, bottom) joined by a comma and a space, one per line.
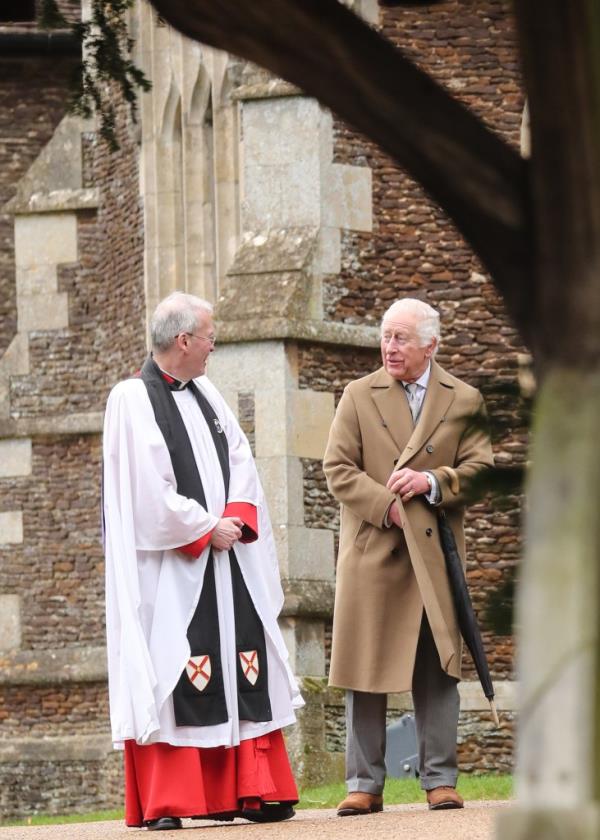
489, 698, 500, 728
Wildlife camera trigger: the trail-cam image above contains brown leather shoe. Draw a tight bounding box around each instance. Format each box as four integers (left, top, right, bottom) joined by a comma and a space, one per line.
337, 791, 383, 817
426, 786, 464, 810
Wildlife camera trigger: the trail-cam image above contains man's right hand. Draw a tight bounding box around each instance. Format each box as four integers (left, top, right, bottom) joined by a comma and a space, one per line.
210, 517, 243, 551
388, 501, 404, 529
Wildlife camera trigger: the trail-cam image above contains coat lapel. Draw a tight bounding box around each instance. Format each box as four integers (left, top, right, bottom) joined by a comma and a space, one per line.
370, 367, 414, 455
396, 361, 456, 468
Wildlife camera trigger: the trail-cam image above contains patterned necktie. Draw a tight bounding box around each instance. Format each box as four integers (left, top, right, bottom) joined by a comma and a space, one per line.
405, 382, 421, 423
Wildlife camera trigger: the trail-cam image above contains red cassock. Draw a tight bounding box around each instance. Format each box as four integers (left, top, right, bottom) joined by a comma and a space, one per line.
123, 498, 298, 825
124, 730, 298, 826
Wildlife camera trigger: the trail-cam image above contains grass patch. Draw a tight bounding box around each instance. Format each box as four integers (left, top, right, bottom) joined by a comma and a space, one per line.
298, 774, 513, 809
2, 776, 513, 824
1, 809, 124, 827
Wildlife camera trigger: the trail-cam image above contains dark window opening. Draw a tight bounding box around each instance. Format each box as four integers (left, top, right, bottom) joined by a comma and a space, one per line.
0, 0, 36, 22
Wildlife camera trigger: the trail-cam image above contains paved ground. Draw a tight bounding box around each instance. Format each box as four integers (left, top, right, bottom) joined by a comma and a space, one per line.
1, 802, 509, 840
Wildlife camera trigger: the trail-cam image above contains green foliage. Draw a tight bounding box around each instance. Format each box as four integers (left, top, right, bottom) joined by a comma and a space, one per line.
39, 0, 151, 152
1, 776, 514, 822
2, 809, 124, 827
298, 774, 513, 808
39, 0, 69, 28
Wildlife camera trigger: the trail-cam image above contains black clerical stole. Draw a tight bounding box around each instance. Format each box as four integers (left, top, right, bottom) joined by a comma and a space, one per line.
139, 356, 272, 727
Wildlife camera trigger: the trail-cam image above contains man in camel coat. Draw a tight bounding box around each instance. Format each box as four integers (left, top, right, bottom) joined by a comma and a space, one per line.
323, 298, 493, 815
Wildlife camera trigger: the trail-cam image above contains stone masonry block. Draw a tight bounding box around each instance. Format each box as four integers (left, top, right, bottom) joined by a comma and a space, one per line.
17, 292, 69, 333
0, 595, 21, 652
209, 342, 297, 393
347, 0, 380, 25
16, 266, 58, 297
241, 166, 283, 231
0, 512, 24, 545
14, 213, 78, 269
322, 163, 373, 232
6, 115, 91, 214
281, 161, 321, 228
279, 616, 326, 676
0, 335, 30, 418
0, 439, 32, 478
254, 389, 287, 457
274, 525, 334, 580
243, 97, 321, 168
255, 388, 333, 459
242, 161, 321, 231
288, 389, 335, 459
242, 98, 323, 230
314, 227, 341, 276
256, 456, 304, 527
0, 334, 29, 379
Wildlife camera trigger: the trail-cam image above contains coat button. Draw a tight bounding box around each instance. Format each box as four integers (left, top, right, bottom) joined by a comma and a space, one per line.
426, 528, 433, 537
426, 444, 434, 453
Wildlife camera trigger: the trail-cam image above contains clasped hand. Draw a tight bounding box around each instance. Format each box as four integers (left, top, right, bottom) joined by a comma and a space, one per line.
387, 468, 430, 504
386, 468, 429, 529
210, 516, 243, 551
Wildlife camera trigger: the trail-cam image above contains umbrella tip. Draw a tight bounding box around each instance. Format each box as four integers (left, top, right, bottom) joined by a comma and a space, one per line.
489, 698, 500, 728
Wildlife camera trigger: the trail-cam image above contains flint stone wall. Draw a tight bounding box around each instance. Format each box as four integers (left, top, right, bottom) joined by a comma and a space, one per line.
0, 55, 77, 360
0, 98, 142, 817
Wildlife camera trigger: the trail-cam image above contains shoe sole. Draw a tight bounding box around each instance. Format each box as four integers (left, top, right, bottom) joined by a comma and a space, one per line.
337, 805, 384, 817
195, 812, 237, 822
428, 801, 464, 811
146, 819, 182, 830
241, 807, 295, 823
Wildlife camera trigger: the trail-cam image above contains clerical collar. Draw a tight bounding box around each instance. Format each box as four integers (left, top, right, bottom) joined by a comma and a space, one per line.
402, 361, 431, 391
158, 367, 190, 391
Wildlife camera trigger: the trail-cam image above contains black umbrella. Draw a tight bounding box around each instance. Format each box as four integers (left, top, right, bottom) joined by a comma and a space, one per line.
437, 510, 500, 727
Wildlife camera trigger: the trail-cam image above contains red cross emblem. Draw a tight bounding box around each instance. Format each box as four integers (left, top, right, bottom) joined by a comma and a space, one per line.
186, 655, 211, 692
239, 650, 259, 685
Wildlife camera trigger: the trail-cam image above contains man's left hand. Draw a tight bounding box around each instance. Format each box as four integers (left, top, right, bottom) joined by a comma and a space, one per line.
387, 468, 430, 503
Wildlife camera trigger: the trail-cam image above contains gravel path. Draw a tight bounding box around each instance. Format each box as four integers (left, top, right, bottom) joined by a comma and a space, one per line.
1, 801, 509, 840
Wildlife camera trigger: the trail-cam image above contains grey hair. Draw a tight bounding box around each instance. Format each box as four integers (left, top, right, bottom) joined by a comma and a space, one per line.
150, 292, 213, 352
381, 298, 441, 352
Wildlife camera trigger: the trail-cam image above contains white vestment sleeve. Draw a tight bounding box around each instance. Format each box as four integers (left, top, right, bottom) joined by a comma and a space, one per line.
104, 381, 219, 551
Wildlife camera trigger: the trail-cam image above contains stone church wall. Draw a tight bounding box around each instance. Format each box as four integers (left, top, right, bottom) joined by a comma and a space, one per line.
0, 81, 143, 815
0, 56, 77, 359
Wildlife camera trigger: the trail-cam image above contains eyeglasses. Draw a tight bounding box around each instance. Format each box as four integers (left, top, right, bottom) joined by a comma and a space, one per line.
182, 332, 216, 346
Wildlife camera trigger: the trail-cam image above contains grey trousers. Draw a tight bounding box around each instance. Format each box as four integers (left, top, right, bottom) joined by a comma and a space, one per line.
345, 614, 460, 793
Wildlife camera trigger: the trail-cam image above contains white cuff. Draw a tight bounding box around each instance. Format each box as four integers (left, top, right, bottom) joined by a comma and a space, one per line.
424, 471, 441, 505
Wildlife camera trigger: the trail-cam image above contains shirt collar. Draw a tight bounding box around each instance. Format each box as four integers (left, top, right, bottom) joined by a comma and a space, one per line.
402, 361, 431, 390
158, 366, 190, 391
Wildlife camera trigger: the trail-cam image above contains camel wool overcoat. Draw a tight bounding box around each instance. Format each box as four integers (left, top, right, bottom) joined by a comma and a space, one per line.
323, 361, 494, 693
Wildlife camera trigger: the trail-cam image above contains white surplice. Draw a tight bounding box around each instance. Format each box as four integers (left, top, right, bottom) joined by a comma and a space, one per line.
103, 375, 303, 749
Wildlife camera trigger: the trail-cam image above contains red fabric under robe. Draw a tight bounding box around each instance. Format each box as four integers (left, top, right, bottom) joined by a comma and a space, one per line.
124, 729, 298, 826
